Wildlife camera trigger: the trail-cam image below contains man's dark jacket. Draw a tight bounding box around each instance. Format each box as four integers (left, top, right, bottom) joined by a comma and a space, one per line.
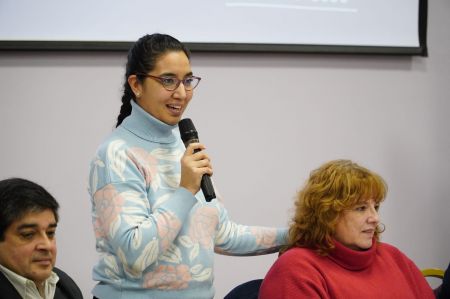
0, 267, 83, 299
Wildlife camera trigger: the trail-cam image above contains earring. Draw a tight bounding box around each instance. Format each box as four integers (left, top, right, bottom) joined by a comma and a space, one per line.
136, 93, 140, 97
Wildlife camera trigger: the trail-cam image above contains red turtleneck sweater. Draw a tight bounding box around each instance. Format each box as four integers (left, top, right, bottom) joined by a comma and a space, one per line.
259, 240, 434, 299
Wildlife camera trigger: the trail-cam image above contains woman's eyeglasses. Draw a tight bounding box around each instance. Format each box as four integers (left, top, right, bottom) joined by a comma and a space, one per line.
137, 73, 201, 91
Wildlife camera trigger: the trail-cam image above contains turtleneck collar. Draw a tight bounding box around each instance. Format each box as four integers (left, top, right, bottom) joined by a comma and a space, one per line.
328, 238, 377, 271
121, 100, 178, 144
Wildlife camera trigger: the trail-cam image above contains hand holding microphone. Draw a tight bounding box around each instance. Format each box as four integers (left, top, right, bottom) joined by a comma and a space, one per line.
179, 118, 216, 201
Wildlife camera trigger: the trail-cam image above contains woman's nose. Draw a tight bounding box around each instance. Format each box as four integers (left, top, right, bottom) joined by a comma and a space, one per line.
368, 206, 380, 223
173, 82, 187, 99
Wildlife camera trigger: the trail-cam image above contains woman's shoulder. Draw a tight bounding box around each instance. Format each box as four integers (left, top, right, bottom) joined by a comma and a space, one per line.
376, 242, 417, 267
275, 247, 323, 267
377, 242, 406, 256
264, 247, 328, 281
94, 128, 133, 154
282, 246, 316, 257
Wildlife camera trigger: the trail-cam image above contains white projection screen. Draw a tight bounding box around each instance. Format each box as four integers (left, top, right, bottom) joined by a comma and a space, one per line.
0, 0, 427, 55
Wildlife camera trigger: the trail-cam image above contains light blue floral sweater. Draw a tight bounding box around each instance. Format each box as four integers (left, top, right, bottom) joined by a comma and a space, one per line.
88, 101, 287, 299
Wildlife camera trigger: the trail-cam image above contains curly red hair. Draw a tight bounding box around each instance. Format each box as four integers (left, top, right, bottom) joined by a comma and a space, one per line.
281, 159, 387, 256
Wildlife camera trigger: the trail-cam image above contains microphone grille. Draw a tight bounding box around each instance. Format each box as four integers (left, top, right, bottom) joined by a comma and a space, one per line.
178, 118, 198, 143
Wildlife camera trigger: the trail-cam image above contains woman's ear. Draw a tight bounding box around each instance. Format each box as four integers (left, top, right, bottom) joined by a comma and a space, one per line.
128, 75, 142, 98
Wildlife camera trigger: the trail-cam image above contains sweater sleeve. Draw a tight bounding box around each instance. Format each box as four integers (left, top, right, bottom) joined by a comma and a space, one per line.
213, 200, 288, 256
88, 139, 197, 278
397, 248, 436, 298
379, 243, 435, 299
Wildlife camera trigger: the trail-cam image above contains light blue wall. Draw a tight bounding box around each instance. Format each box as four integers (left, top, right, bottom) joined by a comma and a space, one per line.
0, 1, 449, 298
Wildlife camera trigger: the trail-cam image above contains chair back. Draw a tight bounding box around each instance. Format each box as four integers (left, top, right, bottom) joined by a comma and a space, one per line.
224, 279, 263, 299
422, 268, 444, 279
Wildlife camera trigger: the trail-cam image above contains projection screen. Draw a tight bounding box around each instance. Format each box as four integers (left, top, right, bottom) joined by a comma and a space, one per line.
0, 0, 427, 55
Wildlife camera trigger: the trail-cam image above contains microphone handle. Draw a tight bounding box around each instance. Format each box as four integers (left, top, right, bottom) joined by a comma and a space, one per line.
200, 172, 216, 202
189, 142, 216, 202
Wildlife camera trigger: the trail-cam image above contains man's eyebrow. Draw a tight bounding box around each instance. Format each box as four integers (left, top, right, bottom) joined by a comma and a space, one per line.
16, 222, 58, 230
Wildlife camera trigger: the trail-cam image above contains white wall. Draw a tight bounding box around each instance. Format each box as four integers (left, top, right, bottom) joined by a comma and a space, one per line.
0, 1, 449, 298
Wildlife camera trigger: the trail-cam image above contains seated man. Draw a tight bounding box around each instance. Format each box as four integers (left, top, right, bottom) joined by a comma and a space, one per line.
0, 178, 83, 299
259, 160, 434, 299
437, 262, 449, 299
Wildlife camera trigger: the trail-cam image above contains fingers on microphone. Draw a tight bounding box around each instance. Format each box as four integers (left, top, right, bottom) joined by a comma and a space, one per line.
205, 167, 213, 176
191, 157, 212, 176
194, 151, 210, 162
186, 142, 205, 154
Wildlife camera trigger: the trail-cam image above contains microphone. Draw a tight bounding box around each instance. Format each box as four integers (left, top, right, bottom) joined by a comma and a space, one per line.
178, 118, 216, 202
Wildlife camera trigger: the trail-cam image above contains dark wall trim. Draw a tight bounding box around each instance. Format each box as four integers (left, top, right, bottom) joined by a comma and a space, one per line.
418, 0, 428, 57
0, 40, 426, 56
